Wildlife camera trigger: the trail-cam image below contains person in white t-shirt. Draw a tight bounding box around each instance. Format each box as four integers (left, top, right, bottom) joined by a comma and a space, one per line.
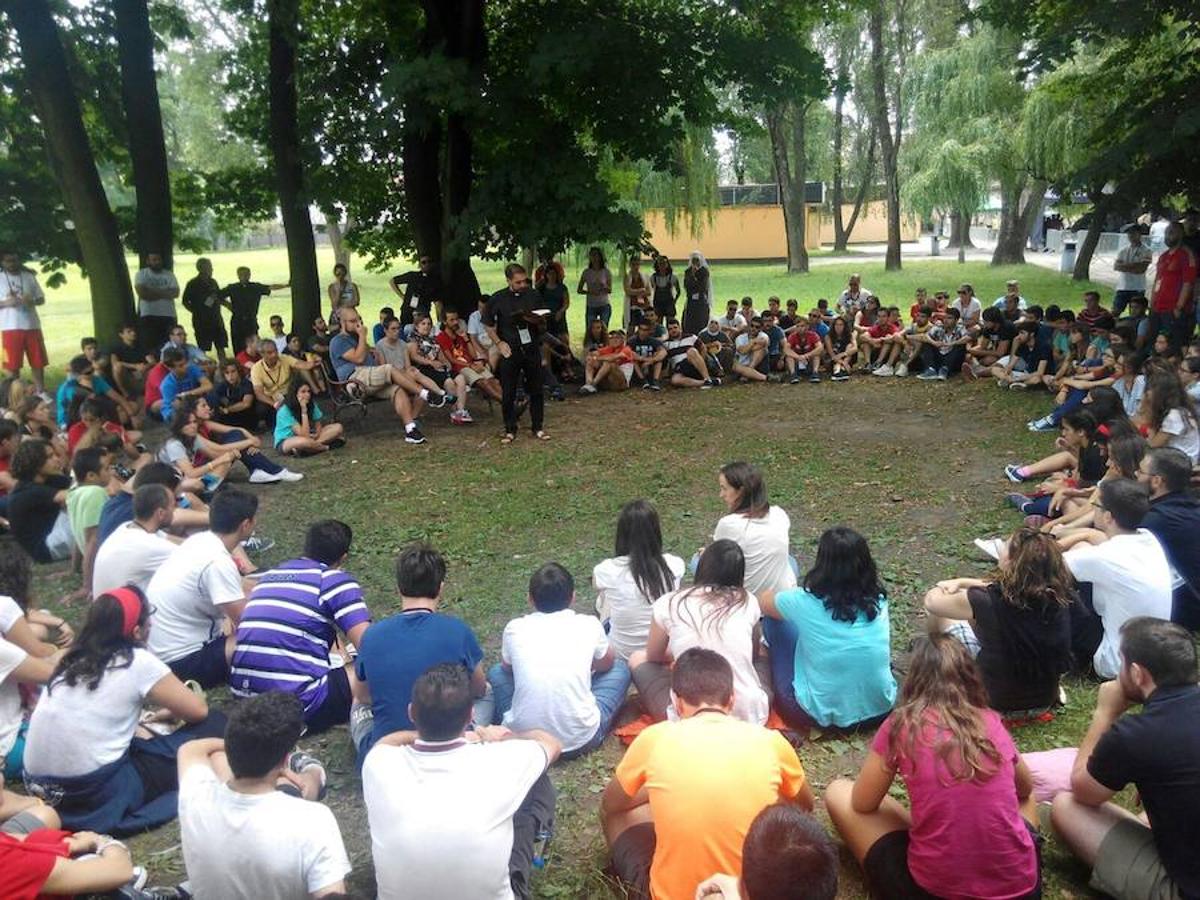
0, 595, 58, 780
1113, 224, 1154, 316
146, 488, 256, 688
1063, 479, 1172, 678
0, 252, 48, 395
23, 586, 224, 834
93, 483, 177, 596
178, 692, 350, 900
364, 663, 561, 900
711, 461, 797, 595
488, 562, 630, 758
134, 252, 180, 356
631, 539, 770, 725
593, 500, 685, 661
1144, 370, 1200, 464
950, 283, 983, 331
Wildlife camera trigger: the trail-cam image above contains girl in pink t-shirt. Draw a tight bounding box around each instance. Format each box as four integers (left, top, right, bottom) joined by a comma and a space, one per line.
826, 634, 1042, 900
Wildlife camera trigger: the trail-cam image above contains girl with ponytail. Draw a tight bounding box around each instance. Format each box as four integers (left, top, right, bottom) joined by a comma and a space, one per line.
23, 587, 225, 834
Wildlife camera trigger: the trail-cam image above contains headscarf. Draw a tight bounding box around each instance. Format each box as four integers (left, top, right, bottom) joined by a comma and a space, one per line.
689, 250, 714, 308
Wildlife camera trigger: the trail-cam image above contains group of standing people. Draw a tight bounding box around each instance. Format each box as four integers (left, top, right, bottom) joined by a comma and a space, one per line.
577, 247, 714, 334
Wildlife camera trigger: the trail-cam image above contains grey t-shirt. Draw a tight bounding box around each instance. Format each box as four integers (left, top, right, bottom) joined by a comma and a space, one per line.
580, 267, 612, 308
136, 268, 179, 318
374, 338, 409, 370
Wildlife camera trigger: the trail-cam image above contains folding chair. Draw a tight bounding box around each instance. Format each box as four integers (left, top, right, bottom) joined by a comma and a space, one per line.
320, 358, 368, 426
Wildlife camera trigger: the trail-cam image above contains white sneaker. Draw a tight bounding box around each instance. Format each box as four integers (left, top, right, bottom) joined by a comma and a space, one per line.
249, 469, 284, 484
873, 364, 894, 377
278, 468, 304, 482
973, 537, 1004, 561
894, 363, 908, 377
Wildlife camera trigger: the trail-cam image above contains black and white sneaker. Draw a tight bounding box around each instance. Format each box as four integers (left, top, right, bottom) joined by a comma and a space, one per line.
405, 426, 427, 444
647, 379, 662, 392
429, 393, 449, 408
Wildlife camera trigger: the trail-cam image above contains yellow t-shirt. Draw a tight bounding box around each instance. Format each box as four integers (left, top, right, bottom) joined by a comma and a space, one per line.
249, 355, 295, 402
615, 712, 806, 900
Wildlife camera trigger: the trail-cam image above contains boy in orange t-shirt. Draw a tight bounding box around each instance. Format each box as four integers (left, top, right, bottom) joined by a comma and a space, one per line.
601, 649, 810, 900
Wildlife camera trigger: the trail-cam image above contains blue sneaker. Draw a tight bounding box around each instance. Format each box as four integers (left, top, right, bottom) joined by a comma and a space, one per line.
1006, 492, 1030, 512
1027, 417, 1057, 432
1004, 464, 1026, 483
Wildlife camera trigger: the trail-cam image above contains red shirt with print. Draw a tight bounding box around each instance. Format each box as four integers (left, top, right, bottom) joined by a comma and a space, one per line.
1152, 246, 1198, 313
436, 330, 474, 374
788, 331, 820, 353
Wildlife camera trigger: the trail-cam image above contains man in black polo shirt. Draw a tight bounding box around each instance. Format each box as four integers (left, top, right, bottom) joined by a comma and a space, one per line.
222, 266, 288, 351
483, 264, 547, 443
1051, 617, 1200, 900
390, 256, 444, 328
1137, 447, 1200, 630
181, 257, 230, 364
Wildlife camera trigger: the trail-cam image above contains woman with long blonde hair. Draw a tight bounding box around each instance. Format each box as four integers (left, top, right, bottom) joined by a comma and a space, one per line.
826, 635, 1042, 900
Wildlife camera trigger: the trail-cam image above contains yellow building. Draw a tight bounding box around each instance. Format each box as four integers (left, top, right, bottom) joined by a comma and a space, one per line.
644, 196, 919, 262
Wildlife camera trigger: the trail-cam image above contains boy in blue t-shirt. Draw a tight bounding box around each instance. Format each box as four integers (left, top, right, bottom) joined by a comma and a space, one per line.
351, 543, 488, 764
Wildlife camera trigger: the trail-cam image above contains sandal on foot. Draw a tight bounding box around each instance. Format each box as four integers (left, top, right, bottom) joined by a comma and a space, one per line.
501, 433, 516, 445
534, 430, 551, 441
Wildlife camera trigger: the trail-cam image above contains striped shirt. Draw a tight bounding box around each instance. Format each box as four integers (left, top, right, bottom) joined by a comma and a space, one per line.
230, 558, 371, 712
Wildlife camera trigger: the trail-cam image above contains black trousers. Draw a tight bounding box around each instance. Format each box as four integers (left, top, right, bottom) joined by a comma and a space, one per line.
499, 347, 544, 434
138, 315, 176, 356
920, 343, 967, 374
508, 772, 555, 900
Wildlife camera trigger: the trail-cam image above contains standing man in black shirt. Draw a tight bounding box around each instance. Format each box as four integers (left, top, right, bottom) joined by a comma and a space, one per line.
181, 258, 230, 365
390, 255, 444, 328
484, 264, 549, 444
222, 266, 289, 352
1050, 616, 1200, 900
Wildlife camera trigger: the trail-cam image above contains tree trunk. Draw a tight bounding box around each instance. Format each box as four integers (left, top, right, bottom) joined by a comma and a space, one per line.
1073, 193, 1108, 282
113, 0, 173, 268
324, 213, 355, 269
267, 0, 321, 335
838, 133, 876, 251
868, 4, 902, 271
766, 105, 809, 273
948, 210, 975, 248
991, 177, 1046, 266
831, 70, 847, 250
4, 0, 135, 339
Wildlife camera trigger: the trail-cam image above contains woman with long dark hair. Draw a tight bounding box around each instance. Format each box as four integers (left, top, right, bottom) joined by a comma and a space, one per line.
23, 587, 224, 834
650, 255, 680, 322
578, 246, 613, 326
629, 539, 769, 724
712, 461, 797, 595
592, 499, 684, 660
275, 380, 345, 455
1143, 368, 1200, 463
759, 527, 895, 730
826, 635, 1041, 900
926, 528, 1074, 715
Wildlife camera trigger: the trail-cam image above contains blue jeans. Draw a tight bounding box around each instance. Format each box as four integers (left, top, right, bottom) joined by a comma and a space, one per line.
488, 659, 631, 758
1048, 387, 1087, 426
761, 617, 815, 731
586, 304, 612, 327
218, 429, 283, 475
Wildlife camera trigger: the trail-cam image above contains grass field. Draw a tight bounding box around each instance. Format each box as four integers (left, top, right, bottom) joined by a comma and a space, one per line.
20, 253, 1118, 896
32, 249, 1108, 378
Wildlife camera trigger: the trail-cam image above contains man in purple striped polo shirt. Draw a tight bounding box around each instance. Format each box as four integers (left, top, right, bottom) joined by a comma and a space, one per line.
230, 519, 372, 733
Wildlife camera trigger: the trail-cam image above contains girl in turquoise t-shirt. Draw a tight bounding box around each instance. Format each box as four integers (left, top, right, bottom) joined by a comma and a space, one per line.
274, 382, 346, 455
759, 526, 896, 730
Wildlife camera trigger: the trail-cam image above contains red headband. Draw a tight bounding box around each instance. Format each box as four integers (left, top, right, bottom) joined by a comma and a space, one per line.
106, 587, 143, 638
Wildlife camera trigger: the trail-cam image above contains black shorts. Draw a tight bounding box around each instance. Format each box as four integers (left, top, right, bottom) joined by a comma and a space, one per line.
303, 665, 354, 735
168, 637, 230, 689
863, 825, 1042, 900
609, 821, 654, 899
675, 360, 702, 380
416, 363, 450, 385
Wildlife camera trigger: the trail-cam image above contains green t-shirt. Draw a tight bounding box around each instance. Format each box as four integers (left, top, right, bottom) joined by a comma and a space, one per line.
67, 484, 108, 552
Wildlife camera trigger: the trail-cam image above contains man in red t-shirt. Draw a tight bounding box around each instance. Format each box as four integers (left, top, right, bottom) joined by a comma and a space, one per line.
784, 318, 824, 383
436, 309, 502, 403
1150, 222, 1198, 350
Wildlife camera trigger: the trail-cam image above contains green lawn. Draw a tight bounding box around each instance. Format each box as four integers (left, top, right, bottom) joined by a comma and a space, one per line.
29, 349, 1112, 896
34, 250, 1108, 378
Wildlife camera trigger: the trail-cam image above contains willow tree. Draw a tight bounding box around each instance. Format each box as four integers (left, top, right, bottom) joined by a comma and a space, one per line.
902, 140, 988, 262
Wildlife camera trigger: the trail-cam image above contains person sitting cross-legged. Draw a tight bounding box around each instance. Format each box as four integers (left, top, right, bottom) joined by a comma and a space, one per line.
825, 634, 1042, 900
1048, 617, 1200, 900
178, 692, 351, 900
273, 381, 345, 456
694, 803, 839, 900
627, 320, 667, 391
92, 483, 177, 596
658, 318, 716, 389
488, 562, 631, 760
363, 663, 560, 900
351, 543, 491, 765
601, 648, 812, 900
146, 488, 257, 688
783, 316, 824, 384
230, 519, 371, 734
23, 587, 226, 835
732, 317, 770, 383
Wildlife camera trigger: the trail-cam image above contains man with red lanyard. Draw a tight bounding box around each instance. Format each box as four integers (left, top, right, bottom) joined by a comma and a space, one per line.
1150, 221, 1198, 351
0, 252, 48, 399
